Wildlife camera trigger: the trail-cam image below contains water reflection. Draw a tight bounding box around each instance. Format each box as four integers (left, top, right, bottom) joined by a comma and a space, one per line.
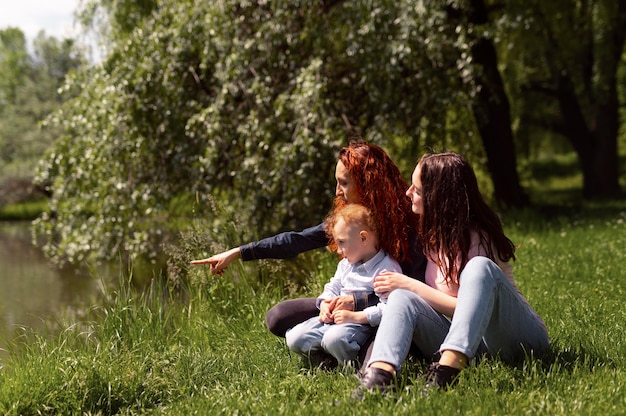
0, 222, 102, 356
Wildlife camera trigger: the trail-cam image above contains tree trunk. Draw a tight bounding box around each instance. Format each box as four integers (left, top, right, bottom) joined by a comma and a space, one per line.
556, 70, 621, 198
466, 0, 529, 208
580, 0, 624, 198
552, 0, 625, 199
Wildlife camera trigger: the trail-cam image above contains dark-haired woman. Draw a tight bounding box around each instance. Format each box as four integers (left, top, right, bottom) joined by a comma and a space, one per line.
356, 152, 548, 396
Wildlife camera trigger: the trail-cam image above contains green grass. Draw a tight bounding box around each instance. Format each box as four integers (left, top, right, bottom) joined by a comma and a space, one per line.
1, 154, 625, 415
0, 199, 49, 221
0, 203, 624, 415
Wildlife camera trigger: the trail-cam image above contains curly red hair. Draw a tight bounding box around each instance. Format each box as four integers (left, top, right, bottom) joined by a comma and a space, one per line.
329, 140, 417, 264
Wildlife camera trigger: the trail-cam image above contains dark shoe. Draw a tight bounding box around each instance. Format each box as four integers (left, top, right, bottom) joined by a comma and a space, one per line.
306, 350, 338, 370
423, 362, 461, 390
351, 366, 396, 399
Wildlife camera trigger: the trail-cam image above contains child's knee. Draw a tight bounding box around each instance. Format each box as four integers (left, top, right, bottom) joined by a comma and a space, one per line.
321, 328, 350, 352
285, 328, 307, 353
285, 331, 297, 351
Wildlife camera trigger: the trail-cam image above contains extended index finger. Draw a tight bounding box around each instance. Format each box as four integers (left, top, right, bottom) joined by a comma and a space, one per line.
190, 258, 212, 265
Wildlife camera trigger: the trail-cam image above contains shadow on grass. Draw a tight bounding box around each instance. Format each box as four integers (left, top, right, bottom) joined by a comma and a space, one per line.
536, 343, 617, 375
505, 193, 626, 234
519, 151, 626, 224
529, 155, 581, 181
528, 151, 626, 184
534, 197, 626, 220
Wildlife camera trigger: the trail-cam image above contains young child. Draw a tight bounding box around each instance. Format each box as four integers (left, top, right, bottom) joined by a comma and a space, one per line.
285, 203, 402, 368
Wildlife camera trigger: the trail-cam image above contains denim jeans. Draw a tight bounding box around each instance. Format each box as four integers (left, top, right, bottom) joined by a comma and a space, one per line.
368, 256, 549, 372
286, 316, 375, 364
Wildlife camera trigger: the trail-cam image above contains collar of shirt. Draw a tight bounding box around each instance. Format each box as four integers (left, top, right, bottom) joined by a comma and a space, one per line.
352, 249, 387, 275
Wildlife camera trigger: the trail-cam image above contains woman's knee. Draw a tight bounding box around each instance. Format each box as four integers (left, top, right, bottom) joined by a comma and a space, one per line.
265, 302, 289, 336
386, 289, 433, 316
387, 288, 420, 304
265, 298, 318, 337
465, 256, 496, 270
461, 256, 502, 284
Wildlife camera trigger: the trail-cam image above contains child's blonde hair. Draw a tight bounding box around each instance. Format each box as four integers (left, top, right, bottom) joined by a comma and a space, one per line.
324, 204, 379, 242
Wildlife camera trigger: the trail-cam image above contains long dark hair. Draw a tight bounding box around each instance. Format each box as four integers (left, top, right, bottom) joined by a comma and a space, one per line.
418, 152, 515, 284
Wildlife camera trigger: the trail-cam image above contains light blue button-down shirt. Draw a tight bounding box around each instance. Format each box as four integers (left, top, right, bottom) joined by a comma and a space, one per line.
317, 249, 402, 326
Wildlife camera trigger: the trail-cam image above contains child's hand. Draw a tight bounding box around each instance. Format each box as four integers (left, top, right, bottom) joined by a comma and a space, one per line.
329, 295, 354, 311
318, 300, 334, 323
333, 310, 368, 324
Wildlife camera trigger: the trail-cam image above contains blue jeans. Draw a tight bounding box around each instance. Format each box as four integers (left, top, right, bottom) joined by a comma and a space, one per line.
368, 256, 549, 372
286, 316, 375, 364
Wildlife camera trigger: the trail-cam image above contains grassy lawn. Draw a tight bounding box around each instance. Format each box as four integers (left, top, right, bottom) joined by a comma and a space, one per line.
0, 161, 625, 414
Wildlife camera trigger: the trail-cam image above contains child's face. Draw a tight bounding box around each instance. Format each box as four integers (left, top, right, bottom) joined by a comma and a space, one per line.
406, 164, 424, 215
333, 218, 370, 264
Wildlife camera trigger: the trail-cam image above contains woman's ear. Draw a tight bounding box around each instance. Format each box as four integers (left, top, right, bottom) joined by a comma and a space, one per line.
360, 230, 368, 242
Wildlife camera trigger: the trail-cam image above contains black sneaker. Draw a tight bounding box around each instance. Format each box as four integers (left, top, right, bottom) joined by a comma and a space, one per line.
351, 366, 396, 399
423, 362, 461, 390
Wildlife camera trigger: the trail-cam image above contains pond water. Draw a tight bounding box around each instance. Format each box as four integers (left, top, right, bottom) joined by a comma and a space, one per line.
0, 222, 108, 357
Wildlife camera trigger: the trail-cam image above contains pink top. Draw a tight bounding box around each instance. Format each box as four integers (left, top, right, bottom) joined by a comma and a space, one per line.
424, 231, 518, 298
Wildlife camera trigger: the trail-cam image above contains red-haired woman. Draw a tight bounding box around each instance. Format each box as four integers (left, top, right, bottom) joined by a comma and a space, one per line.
192, 140, 426, 361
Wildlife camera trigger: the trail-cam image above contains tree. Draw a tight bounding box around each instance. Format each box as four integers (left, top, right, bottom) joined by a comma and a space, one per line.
36, 0, 480, 264
0, 28, 28, 108
502, 0, 625, 198
0, 29, 85, 178
35, 0, 625, 265
439, 0, 529, 207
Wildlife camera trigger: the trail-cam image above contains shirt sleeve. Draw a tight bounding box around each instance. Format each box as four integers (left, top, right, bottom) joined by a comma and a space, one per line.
239, 223, 329, 261
316, 260, 348, 308
364, 303, 385, 327
366, 255, 401, 326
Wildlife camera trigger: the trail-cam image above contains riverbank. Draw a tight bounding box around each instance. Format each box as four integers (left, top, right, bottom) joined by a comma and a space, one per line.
0, 199, 48, 221
0, 221, 113, 362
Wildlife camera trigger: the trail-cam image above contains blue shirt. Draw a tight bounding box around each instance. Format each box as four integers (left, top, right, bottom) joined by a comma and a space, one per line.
316, 249, 402, 327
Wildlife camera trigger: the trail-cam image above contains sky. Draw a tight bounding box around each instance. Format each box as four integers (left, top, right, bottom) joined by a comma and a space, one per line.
0, 0, 82, 43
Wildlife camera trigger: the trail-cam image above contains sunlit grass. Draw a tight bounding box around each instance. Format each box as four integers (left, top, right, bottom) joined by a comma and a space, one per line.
0, 153, 625, 414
